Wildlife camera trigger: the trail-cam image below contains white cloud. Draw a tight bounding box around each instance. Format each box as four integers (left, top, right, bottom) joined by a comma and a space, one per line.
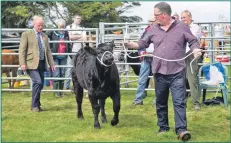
123, 1, 230, 22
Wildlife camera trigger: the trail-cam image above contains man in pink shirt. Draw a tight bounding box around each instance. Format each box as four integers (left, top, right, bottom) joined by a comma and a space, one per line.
124, 2, 202, 141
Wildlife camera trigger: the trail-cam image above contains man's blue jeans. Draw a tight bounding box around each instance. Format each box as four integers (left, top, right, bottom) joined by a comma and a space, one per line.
154, 69, 187, 135
53, 58, 66, 79
134, 59, 152, 103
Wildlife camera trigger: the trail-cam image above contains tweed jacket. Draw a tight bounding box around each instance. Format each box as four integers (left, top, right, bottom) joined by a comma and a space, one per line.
19, 29, 54, 71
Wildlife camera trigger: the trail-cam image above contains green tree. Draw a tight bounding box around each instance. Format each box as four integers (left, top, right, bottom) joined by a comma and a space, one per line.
61, 1, 142, 27
1, 1, 142, 28
1, 1, 54, 28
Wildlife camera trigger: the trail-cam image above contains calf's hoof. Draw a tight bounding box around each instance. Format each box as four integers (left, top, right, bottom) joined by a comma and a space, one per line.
111, 119, 119, 126
77, 115, 84, 120
101, 117, 107, 123
94, 123, 101, 129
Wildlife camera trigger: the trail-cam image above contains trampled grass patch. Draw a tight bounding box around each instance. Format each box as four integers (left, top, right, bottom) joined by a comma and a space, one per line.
1, 88, 230, 142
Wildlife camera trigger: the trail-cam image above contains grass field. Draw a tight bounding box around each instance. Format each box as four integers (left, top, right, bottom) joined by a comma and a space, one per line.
1, 77, 230, 142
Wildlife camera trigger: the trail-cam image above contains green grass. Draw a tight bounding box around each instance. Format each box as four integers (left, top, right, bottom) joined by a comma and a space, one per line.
1, 67, 231, 142
2, 88, 230, 142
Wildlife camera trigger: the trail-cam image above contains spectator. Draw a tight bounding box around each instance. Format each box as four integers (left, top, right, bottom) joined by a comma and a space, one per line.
19, 15, 55, 112
65, 14, 87, 90
47, 19, 71, 97
214, 24, 225, 55
173, 12, 180, 21
133, 14, 156, 105
181, 10, 202, 111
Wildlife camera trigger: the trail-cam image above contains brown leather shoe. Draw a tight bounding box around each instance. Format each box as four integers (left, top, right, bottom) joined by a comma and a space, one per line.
177, 131, 191, 142
31, 107, 41, 112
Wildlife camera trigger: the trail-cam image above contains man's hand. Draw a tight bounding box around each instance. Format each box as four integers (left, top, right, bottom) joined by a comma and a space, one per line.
123, 34, 130, 48
123, 40, 130, 47
21, 64, 27, 71
51, 65, 56, 72
193, 48, 202, 58
123, 41, 139, 49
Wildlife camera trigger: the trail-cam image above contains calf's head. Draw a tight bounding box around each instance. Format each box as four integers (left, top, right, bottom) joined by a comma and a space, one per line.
96, 40, 115, 66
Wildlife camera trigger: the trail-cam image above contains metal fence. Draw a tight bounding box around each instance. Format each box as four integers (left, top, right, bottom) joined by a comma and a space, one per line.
1, 22, 231, 92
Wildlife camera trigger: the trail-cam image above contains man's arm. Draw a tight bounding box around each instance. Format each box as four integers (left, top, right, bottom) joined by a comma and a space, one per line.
124, 28, 152, 49
69, 28, 87, 41
18, 32, 28, 70
45, 35, 55, 72
124, 41, 139, 49
69, 34, 85, 41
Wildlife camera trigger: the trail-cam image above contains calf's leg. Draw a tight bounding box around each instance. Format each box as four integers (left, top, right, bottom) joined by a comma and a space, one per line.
110, 91, 120, 126
72, 71, 84, 119
75, 85, 84, 119
99, 99, 107, 123
89, 96, 101, 128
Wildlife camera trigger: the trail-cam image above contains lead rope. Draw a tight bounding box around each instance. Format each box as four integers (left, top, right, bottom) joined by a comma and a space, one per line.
96, 51, 114, 67
122, 32, 199, 74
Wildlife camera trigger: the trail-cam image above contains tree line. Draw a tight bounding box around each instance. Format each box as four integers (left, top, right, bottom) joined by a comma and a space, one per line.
1, 1, 143, 28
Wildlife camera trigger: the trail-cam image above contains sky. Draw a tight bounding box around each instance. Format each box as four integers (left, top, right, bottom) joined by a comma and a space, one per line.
123, 1, 230, 22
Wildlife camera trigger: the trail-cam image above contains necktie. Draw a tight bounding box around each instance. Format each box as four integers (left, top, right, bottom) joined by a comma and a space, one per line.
37, 32, 44, 60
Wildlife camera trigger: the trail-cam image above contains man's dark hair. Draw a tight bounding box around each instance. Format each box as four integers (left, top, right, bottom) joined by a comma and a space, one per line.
154, 2, 172, 16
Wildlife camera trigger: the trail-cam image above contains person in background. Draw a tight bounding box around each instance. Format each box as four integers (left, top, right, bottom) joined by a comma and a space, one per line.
133, 14, 156, 105
19, 15, 55, 112
214, 24, 225, 55
173, 12, 180, 21
199, 30, 209, 64
65, 14, 87, 90
181, 10, 202, 111
124, 2, 202, 141
47, 19, 71, 97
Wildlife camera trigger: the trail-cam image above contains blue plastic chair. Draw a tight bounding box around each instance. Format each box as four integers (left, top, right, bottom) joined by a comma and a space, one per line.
197, 62, 229, 108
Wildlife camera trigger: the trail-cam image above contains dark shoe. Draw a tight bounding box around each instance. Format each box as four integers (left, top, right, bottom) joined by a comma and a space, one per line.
38, 107, 44, 111
133, 101, 143, 105
31, 107, 41, 112
177, 131, 191, 142
194, 104, 200, 111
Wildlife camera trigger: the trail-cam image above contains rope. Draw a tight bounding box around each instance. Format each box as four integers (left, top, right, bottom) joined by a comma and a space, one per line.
96, 51, 114, 67
122, 33, 199, 74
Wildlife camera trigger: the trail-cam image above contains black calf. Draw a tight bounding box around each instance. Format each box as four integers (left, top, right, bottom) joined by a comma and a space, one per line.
72, 41, 120, 128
